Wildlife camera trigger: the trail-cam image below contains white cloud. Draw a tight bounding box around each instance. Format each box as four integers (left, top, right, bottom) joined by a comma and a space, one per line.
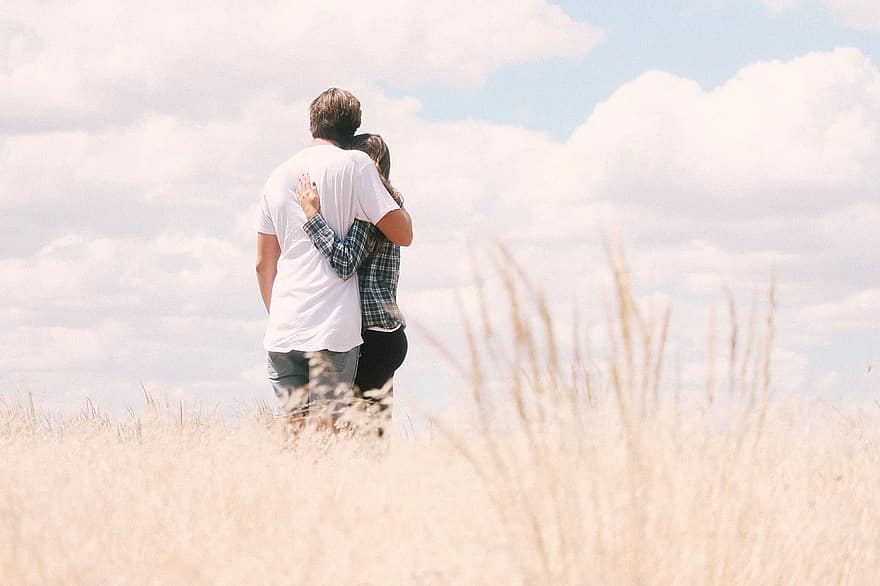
2, 37, 878, 414
760, 0, 880, 31
0, 0, 603, 132
568, 49, 880, 216
0, 325, 109, 371
0, 94, 313, 210
797, 290, 880, 333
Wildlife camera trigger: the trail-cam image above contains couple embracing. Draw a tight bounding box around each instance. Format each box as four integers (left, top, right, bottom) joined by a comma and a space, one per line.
255, 88, 412, 435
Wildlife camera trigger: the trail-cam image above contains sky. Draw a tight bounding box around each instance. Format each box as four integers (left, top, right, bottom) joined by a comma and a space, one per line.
1, 0, 878, 420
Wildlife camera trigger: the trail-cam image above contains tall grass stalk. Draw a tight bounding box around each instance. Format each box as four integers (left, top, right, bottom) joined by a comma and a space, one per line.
2, 249, 878, 584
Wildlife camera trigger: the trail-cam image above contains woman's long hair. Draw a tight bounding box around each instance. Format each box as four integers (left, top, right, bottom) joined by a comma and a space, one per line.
346, 133, 403, 253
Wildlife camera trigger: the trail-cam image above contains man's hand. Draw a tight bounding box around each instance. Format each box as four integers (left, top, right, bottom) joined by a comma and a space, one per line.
295, 174, 321, 220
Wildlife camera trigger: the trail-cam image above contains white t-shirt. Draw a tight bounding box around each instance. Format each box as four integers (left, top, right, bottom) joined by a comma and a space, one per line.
257, 144, 400, 352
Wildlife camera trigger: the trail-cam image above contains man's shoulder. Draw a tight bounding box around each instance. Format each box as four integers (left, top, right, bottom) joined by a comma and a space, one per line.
317, 146, 372, 172
263, 148, 331, 188
263, 147, 371, 196
264, 154, 300, 187
345, 149, 372, 166
276, 145, 370, 167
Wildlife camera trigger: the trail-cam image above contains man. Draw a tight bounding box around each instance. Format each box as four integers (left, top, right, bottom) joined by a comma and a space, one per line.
255, 88, 412, 429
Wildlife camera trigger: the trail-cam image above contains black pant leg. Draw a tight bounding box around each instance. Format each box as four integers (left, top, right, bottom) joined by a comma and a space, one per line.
354, 328, 408, 396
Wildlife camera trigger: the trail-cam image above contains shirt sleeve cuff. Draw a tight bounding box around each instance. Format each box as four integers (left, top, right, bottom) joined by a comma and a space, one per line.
303, 214, 329, 236
303, 214, 336, 252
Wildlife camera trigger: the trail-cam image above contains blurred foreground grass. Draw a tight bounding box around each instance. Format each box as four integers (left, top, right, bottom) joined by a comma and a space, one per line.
2, 247, 878, 584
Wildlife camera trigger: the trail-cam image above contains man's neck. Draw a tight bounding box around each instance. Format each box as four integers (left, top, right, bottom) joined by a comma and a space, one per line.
311, 137, 338, 147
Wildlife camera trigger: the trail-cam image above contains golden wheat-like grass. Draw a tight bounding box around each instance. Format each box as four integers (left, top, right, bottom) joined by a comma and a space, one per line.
2, 248, 878, 584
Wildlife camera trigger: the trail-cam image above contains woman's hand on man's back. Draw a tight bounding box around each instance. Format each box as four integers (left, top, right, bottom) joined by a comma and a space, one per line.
295, 174, 321, 220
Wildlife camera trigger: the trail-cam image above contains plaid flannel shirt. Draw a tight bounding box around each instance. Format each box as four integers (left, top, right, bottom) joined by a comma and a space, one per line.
303, 215, 404, 330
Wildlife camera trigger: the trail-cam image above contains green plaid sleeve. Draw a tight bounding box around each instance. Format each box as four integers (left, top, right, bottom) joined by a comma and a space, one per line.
303, 215, 376, 279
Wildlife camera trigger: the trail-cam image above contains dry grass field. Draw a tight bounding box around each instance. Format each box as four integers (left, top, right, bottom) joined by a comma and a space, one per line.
2, 251, 878, 585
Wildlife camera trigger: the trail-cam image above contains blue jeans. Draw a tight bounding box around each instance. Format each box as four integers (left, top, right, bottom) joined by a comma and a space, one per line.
267, 348, 359, 420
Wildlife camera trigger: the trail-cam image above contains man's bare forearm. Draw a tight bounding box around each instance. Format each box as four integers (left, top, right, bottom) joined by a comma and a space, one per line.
256, 232, 281, 313
256, 264, 277, 313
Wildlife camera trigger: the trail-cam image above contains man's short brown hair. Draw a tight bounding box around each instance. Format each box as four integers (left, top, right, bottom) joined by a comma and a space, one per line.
309, 88, 362, 143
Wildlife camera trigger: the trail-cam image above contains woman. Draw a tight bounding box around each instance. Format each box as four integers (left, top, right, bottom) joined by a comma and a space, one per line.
295, 134, 407, 432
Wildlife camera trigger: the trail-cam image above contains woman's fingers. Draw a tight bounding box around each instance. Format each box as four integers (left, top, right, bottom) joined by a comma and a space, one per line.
297, 174, 319, 194
295, 173, 321, 218
295, 175, 316, 203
